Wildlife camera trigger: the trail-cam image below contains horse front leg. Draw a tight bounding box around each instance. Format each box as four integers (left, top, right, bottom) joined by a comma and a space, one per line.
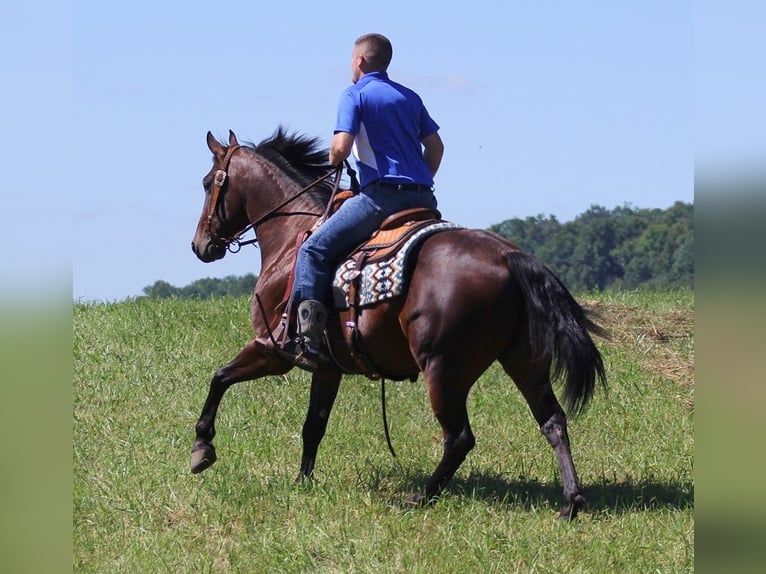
191, 338, 291, 474
295, 369, 341, 483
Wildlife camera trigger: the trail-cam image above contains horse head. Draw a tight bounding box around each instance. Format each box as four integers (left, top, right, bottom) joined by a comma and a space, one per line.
191, 130, 251, 262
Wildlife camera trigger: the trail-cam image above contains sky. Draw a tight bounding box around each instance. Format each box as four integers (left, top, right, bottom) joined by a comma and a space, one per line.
5, 1, 764, 302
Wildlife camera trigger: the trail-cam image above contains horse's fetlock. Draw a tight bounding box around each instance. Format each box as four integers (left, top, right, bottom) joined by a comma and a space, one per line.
195, 422, 215, 443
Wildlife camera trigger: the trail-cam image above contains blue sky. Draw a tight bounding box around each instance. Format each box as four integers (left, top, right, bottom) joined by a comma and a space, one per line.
10, 1, 761, 302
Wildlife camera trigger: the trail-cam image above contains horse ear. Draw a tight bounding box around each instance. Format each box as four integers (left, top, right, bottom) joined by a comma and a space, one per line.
207, 131, 225, 157
228, 130, 239, 147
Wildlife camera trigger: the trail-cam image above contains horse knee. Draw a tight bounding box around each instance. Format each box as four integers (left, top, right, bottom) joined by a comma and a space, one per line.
211, 365, 240, 391
213, 366, 229, 384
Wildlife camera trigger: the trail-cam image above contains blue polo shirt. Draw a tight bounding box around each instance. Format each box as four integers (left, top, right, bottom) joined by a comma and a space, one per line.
334, 72, 439, 189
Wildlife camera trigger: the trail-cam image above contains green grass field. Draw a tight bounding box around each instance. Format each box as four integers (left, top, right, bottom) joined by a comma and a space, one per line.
73, 289, 693, 573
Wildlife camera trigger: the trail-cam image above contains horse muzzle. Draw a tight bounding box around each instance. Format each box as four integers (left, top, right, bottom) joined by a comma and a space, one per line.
191, 238, 226, 263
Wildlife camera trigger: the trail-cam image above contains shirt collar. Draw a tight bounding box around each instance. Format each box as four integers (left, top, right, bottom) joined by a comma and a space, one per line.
357, 71, 389, 87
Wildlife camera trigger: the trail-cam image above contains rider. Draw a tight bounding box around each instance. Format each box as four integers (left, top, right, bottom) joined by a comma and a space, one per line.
285, 32, 445, 370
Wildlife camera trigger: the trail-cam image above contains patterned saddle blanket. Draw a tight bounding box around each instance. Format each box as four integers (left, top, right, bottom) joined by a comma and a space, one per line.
331, 220, 463, 309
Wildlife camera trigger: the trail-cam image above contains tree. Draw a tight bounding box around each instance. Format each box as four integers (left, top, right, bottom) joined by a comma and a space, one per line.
142, 273, 258, 299
142, 280, 180, 298
490, 202, 693, 291
568, 206, 624, 290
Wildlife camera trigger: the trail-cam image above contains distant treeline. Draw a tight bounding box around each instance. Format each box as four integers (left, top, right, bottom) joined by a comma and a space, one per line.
490, 201, 693, 291
142, 202, 692, 298
142, 273, 258, 300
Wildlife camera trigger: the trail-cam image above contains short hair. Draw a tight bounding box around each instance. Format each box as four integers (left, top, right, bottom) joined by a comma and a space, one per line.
354, 33, 393, 71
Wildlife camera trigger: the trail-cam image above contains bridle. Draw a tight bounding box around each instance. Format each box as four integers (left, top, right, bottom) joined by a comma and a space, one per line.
204, 143, 240, 246
204, 145, 348, 253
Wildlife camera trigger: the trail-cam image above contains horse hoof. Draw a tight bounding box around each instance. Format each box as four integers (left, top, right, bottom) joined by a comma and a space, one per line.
404, 491, 429, 506
190, 444, 217, 474
559, 493, 586, 520
293, 473, 314, 486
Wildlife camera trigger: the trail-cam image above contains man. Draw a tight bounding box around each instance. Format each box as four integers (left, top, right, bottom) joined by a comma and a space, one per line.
286, 32, 444, 370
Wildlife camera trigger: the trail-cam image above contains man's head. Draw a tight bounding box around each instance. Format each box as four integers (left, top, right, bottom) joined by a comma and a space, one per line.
351, 33, 393, 83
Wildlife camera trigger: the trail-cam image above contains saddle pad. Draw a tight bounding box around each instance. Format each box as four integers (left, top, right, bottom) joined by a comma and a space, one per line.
332, 221, 463, 309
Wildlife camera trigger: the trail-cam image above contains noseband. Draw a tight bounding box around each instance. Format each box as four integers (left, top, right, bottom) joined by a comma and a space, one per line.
205, 145, 350, 253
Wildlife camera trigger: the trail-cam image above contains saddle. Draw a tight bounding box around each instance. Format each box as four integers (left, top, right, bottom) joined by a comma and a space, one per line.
354, 207, 441, 261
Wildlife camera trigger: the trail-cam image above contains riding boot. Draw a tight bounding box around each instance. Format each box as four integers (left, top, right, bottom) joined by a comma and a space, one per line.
267, 300, 329, 372
297, 299, 328, 349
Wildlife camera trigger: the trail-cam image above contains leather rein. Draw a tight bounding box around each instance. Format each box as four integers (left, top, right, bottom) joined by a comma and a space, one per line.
204, 145, 348, 253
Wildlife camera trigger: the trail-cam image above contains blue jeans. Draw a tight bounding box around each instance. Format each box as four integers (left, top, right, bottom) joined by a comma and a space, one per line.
291, 183, 438, 305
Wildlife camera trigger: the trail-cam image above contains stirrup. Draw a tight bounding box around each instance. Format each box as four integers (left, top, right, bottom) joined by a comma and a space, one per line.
258, 299, 330, 372
274, 338, 329, 373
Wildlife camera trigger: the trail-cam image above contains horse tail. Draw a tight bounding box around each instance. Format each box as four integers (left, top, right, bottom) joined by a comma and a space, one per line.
507, 250, 608, 416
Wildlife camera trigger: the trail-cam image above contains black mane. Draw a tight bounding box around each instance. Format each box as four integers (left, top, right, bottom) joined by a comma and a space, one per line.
244, 126, 334, 207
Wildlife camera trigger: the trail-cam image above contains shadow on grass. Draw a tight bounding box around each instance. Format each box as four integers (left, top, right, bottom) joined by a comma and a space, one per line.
393, 470, 693, 514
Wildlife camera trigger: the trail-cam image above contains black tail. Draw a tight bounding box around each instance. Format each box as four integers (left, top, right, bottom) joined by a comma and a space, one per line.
508, 251, 608, 415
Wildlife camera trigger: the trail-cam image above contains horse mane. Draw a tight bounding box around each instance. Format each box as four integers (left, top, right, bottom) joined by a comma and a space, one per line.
243, 126, 334, 208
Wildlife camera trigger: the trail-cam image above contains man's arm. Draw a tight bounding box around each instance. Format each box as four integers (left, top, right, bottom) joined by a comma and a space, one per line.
329, 131, 355, 167
422, 132, 444, 177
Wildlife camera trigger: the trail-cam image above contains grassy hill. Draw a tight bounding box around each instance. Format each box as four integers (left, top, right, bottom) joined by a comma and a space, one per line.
73, 289, 693, 572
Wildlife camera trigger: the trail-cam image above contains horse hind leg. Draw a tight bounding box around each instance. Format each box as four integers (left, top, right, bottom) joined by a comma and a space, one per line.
407, 360, 476, 505
501, 357, 585, 519
541, 408, 586, 519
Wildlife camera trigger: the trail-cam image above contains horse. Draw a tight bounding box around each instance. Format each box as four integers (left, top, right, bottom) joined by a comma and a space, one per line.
190, 127, 607, 519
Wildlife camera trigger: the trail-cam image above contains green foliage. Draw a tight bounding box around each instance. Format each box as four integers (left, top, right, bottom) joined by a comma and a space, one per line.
490, 202, 694, 291
73, 291, 693, 572
142, 273, 258, 299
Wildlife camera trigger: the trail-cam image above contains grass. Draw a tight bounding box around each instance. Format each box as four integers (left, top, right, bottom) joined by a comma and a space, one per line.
73, 289, 693, 573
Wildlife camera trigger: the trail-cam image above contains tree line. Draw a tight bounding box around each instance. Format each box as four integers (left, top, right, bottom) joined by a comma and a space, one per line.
489, 201, 693, 291
142, 273, 258, 300
142, 202, 692, 298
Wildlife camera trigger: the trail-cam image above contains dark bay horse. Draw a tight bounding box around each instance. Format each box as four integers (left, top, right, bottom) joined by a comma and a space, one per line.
190, 128, 607, 519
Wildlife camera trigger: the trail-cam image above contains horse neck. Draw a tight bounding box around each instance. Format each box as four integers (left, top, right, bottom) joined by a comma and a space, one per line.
240, 155, 324, 276
257, 212, 318, 272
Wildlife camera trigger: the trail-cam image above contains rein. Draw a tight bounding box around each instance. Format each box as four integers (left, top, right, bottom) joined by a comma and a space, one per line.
226, 165, 343, 252
206, 145, 350, 253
